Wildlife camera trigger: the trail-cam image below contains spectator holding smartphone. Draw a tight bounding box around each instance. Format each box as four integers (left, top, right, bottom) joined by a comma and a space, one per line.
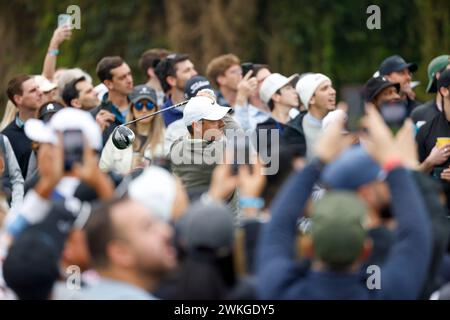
258, 108, 431, 299
206, 54, 269, 132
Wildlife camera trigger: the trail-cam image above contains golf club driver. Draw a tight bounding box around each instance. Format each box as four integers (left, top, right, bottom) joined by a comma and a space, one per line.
111, 100, 189, 150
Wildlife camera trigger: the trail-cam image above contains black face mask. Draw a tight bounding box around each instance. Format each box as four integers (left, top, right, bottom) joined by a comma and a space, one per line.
379, 100, 408, 130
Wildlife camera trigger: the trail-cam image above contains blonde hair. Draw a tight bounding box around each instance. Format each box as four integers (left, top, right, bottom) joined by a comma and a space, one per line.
127, 103, 165, 157
0, 100, 18, 130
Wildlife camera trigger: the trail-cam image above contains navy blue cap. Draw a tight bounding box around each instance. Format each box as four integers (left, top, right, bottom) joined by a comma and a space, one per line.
321, 146, 383, 190
379, 55, 418, 76
184, 75, 212, 99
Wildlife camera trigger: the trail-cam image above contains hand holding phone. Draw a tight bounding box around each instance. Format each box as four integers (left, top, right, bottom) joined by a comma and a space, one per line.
345, 92, 365, 133
63, 129, 84, 172
58, 14, 72, 29
241, 62, 254, 77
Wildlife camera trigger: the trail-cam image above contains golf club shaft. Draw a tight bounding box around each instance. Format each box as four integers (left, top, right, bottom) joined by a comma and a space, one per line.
122, 100, 189, 127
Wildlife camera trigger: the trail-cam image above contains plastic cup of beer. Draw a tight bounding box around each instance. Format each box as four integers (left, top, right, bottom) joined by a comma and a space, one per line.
436, 137, 450, 149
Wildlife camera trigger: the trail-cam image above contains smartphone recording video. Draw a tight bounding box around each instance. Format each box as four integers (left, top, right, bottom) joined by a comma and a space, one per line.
63, 129, 84, 171
58, 14, 72, 29
241, 62, 254, 77
343, 87, 365, 133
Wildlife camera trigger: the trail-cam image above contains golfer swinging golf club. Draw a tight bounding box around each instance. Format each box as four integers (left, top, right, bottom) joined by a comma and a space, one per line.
111, 89, 216, 150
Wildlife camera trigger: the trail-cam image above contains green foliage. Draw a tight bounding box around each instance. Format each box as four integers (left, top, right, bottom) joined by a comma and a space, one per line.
0, 0, 449, 110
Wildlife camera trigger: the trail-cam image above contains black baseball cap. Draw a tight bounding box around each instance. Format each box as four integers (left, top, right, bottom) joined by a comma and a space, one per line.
379, 55, 418, 76
38, 101, 65, 123
27, 200, 88, 253
2, 229, 60, 299
184, 76, 212, 99
437, 69, 450, 91
363, 76, 400, 102
129, 84, 157, 105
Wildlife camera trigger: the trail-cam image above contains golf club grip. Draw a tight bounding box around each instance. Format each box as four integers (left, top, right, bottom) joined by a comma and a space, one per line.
123, 100, 189, 126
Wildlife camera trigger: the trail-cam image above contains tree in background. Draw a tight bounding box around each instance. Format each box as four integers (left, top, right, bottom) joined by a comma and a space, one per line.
0, 0, 449, 112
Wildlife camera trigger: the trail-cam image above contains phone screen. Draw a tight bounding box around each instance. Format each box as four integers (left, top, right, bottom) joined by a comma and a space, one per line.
346, 95, 365, 133
241, 62, 254, 77
64, 129, 84, 171
58, 14, 72, 28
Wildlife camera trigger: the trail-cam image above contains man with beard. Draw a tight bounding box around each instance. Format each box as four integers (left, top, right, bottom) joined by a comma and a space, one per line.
361, 76, 410, 133
362, 76, 401, 110
80, 198, 177, 299
323, 139, 450, 298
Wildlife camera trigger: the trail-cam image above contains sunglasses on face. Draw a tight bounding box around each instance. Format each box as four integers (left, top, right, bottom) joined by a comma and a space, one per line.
134, 101, 155, 111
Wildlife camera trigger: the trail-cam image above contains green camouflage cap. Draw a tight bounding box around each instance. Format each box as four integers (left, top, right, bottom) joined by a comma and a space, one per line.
427, 55, 450, 93
310, 191, 367, 268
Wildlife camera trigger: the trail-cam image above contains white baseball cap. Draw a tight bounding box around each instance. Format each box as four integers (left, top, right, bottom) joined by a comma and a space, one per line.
183, 96, 230, 127
34, 75, 57, 93
24, 108, 102, 150
295, 73, 331, 109
94, 83, 108, 101
128, 166, 176, 221
322, 109, 348, 132
259, 73, 299, 104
